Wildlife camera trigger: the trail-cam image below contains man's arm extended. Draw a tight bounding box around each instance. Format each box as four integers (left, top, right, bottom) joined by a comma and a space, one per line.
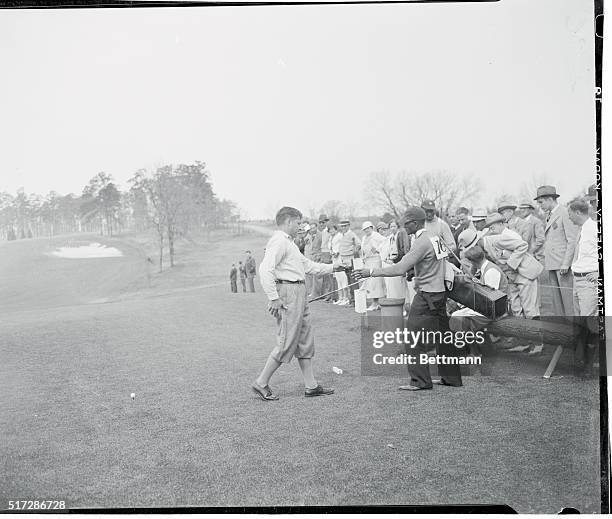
369, 240, 425, 277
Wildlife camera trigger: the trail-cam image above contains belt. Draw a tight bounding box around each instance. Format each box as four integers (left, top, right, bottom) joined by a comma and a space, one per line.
276, 279, 305, 284
573, 271, 598, 277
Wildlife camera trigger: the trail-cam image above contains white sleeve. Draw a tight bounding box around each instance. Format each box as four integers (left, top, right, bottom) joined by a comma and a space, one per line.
258, 237, 286, 300
483, 268, 501, 290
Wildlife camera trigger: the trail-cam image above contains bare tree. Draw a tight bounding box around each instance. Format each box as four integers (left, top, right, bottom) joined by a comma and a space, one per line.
517, 173, 549, 205
367, 170, 481, 218
319, 200, 347, 222
366, 171, 402, 219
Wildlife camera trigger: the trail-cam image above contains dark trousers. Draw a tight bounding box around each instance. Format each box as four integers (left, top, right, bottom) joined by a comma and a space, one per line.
230, 279, 237, 293
240, 277, 246, 292
247, 276, 255, 293
406, 291, 462, 388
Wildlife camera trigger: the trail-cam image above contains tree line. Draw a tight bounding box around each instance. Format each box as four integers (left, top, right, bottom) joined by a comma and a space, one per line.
1, 161, 238, 270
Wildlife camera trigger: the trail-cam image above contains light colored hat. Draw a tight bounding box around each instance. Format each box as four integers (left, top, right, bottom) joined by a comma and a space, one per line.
339, 219, 350, 225
484, 212, 505, 228
497, 201, 517, 212
361, 221, 374, 231
518, 200, 535, 210
458, 228, 478, 250
376, 221, 388, 231
471, 208, 488, 221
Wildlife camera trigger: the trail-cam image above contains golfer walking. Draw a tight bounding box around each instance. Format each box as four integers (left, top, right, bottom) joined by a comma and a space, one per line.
252, 206, 342, 401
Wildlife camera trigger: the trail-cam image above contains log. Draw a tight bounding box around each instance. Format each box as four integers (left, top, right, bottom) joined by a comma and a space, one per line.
485, 316, 583, 347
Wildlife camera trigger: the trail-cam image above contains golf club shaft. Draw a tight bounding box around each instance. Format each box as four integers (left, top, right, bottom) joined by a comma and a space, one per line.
308, 279, 362, 303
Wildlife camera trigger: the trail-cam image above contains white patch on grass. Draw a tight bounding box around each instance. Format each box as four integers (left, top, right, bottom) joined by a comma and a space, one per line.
49, 242, 123, 259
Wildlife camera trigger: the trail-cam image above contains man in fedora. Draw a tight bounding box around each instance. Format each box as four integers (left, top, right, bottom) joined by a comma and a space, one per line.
516, 201, 545, 261
481, 213, 544, 353
422, 199, 456, 254
535, 185, 578, 317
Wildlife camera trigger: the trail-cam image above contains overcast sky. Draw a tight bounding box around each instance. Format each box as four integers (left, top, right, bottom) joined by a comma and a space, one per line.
0, 0, 596, 219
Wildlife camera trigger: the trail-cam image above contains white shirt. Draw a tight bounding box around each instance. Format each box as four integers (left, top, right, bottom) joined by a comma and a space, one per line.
259, 230, 333, 300
320, 228, 331, 253
572, 217, 598, 273
480, 260, 502, 290
331, 233, 342, 255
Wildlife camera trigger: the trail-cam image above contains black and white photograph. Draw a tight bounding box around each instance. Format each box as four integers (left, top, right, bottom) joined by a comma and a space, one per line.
0, 0, 608, 513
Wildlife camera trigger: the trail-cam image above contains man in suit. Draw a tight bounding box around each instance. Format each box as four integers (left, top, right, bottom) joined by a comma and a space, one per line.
449, 212, 462, 244
229, 263, 238, 293
498, 201, 525, 236
245, 250, 258, 293
238, 261, 247, 292
481, 213, 544, 354
535, 185, 578, 317
516, 201, 545, 261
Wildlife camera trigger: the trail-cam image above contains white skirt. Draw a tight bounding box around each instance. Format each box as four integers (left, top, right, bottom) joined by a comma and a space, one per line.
363, 256, 386, 299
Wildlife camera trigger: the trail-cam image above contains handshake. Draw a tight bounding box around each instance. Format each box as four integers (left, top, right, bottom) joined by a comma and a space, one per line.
333, 264, 353, 274
333, 264, 361, 283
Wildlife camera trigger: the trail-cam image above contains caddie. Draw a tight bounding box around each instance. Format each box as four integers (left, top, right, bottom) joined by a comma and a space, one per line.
354, 206, 463, 391
252, 206, 344, 401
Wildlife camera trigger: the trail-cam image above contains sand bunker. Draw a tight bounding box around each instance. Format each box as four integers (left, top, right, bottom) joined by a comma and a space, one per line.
49, 242, 123, 259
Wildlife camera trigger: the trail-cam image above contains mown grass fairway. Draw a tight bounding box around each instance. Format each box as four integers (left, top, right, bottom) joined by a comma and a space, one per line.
0, 230, 602, 512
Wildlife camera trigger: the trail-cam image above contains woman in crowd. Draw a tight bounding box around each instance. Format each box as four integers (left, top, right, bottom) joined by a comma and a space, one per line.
378, 220, 407, 300
360, 221, 386, 311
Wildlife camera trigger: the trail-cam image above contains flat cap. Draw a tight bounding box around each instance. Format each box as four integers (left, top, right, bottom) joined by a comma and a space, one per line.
421, 199, 436, 210
401, 206, 427, 224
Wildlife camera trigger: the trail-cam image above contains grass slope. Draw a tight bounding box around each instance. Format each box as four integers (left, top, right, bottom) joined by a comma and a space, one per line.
0, 230, 602, 512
